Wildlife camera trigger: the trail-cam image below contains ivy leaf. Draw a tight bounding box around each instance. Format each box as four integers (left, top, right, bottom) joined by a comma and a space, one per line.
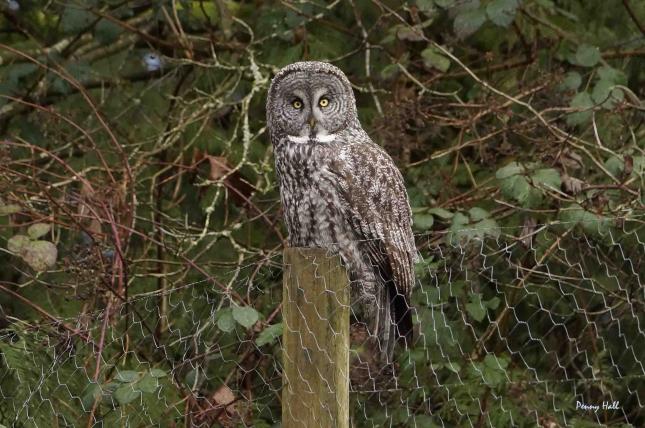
232, 306, 259, 329
566, 92, 594, 126
27, 223, 51, 239
113, 384, 140, 406
572, 44, 601, 67
255, 323, 283, 347
216, 308, 235, 333
421, 46, 451, 72
486, 0, 519, 27
454, 7, 487, 39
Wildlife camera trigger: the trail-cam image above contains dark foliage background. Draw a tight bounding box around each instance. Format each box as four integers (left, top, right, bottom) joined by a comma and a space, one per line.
0, 0, 643, 426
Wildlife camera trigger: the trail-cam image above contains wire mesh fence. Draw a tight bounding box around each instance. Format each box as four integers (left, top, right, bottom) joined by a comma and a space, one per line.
0, 221, 642, 426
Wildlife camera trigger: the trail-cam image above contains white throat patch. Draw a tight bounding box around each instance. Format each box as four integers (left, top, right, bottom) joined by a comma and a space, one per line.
287, 134, 337, 144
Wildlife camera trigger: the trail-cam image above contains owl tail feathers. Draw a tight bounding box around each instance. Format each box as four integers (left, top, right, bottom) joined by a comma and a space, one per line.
371, 287, 414, 365
392, 292, 413, 349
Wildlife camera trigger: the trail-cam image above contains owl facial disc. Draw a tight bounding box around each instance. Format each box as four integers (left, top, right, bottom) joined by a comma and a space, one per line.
266, 61, 358, 144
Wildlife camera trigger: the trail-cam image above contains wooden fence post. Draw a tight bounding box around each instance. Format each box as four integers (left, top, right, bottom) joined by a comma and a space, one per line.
282, 247, 350, 428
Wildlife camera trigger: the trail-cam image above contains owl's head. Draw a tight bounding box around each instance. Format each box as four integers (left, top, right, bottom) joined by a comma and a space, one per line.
266, 61, 358, 141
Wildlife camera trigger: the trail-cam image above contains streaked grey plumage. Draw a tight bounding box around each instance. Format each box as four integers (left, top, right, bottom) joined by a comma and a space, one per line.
266, 61, 416, 360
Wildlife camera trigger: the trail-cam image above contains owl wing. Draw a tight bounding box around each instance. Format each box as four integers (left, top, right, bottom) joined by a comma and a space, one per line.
325, 140, 416, 308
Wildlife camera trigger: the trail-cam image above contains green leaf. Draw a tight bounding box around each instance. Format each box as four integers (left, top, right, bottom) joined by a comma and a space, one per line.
60, 7, 95, 34
135, 373, 158, 394
435, 0, 455, 7
560, 205, 610, 236
566, 92, 594, 126
597, 66, 626, 84
114, 370, 139, 383
416, 0, 436, 12
495, 162, 523, 179
7, 63, 38, 86
467, 207, 489, 221
499, 173, 529, 202
473, 218, 500, 239
255, 323, 283, 347
454, 7, 487, 39
81, 382, 101, 411
27, 223, 51, 239
486, 296, 501, 310
486, 0, 519, 27
0, 204, 20, 215
216, 308, 235, 333
413, 213, 434, 230
604, 156, 623, 176
558, 72, 581, 91
466, 294, 487, 321
380, 63, 400, 80
232, 306, 259, 328
572, 44, 601, 67
428, 207, 453, 219
592, 80, 624, 109
184, 368, 203, 390
22, 240, 58, 271
7, 235, 30, 253
149, 368, 167, 378
480, 354, 509, 386
421, 47, 451, 72
531, 168, 561, 190
94, 19, 123, 43
396, 25, 425, 41
446, 212, 470, 245
113, 384, 140, 406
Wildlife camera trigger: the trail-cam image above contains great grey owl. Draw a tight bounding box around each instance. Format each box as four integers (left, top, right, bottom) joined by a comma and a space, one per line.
266, 61, 416, 361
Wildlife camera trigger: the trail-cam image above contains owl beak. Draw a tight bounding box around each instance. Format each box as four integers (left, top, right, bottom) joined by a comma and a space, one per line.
308, 116, 316, 129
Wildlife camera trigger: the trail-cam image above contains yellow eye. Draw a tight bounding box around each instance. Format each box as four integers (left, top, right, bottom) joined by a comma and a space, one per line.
319, 97, 329, 107
292, 99, 303, 109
